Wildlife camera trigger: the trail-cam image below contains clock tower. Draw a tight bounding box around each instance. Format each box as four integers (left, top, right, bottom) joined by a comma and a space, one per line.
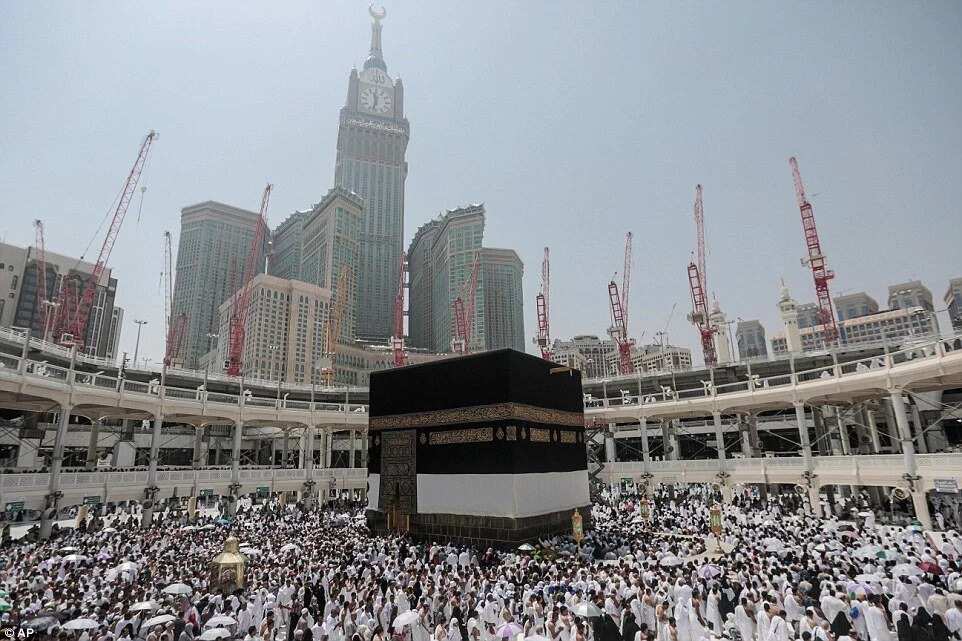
334, 5, 410, 343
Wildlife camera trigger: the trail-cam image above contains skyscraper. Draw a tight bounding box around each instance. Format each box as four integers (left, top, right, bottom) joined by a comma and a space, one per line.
300, 187, 363, 343
269, 210, 307, 281
172, 201, 268, 369
333, 7, 409, 343
406, 219, 440, 350
430, 205, 486, 353
480, 248, 524, 352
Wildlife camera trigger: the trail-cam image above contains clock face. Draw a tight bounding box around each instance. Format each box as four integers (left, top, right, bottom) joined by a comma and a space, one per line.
360, 86, 392, 115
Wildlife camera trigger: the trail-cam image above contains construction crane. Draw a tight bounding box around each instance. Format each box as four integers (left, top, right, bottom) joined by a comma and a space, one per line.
686, 185, 717, 367
52, 130, 158, 348
162, 231, 187, 367
225, 183, 272, 376
391, 253, 407, 367
534, 247, 551, 360
790, 156, 839, 345
319, 266, 353, 386
451, 252, 481, 355
32, 220, 52, 340
607, 232, 634, 374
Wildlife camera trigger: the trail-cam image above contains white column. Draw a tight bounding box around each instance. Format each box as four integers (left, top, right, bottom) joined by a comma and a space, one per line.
639, 417, 651, 469
794, 402, 812, 461
660, 420, 673, 460
712, 411, 726, 461
45, 405, 73, 535
192, 426, 206, 468
86, 419, 101, 468
304, 426, 316, 479
231, 420, 244, 483
350, 428, 357, 468
605, 430, 617, 463
282, 428, 290, 467
866, 409, 882, 454
325, 429, 333, 468
910, 404, 929, 454
146, 415, 163, 487
890, 391, 918, 477
739, 418, 752, 457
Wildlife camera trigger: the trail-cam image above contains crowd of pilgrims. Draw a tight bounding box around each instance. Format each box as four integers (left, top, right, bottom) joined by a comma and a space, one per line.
2, 486, 962, 641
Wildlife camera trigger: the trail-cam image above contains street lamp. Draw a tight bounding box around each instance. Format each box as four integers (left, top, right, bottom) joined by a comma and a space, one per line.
132, 319, 148, 366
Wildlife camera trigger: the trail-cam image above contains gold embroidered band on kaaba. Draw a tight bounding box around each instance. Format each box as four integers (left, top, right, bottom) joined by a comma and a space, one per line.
369, 402, 584, 432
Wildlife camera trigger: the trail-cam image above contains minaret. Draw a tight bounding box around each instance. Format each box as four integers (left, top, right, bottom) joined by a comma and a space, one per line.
709, 301, 732, 364
778, 281, 802, 353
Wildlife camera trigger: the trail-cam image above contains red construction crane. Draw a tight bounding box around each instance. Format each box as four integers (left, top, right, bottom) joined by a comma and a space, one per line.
790, 157, 839, 345
162, 231, 187, 367
607, 232, 634, 374
452, 252, 481, 355
32, 220, 52, 340
318, 266, 353, 386
391, 253, 407, 367
225, 184, 272, 376
687, 185, 717, 367
52, 130, 158, 348
534, 247, 551, 360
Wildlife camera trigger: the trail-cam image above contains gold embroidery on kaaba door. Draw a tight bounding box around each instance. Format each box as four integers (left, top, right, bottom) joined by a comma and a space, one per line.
379, 429, 416, 514
530, 428, 550, 443
561, 431, 577, 443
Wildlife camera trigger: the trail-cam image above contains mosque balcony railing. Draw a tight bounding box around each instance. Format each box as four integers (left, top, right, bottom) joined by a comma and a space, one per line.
585, 334, 962, 410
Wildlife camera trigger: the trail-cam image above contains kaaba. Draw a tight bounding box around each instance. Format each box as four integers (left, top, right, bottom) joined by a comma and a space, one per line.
366, 348, 590, 546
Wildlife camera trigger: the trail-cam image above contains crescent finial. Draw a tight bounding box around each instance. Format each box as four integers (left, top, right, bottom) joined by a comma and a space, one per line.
369, 5, 386, 23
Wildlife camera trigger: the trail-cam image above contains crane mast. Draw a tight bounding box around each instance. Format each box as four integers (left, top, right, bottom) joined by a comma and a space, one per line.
534, 247, 551, 360
451, 252, 481, 355
319, 266, 353, 386
163, 231, 187, 367
33, 220, 51, 340
225, 183, 272, 376
391, 253, 407, 367
53, 130, 158, 348
790, 157, 839, 345
607, 232, 634, 374
687, 185, 717, 367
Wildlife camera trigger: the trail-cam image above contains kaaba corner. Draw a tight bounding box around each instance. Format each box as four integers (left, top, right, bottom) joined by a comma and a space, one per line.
365, 348, 590, 546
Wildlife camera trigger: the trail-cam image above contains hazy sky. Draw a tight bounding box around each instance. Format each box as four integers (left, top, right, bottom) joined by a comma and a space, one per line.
2, 1, 960, 365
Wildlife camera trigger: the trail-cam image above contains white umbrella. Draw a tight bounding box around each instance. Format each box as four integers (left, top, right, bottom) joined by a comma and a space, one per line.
280, 543, 299, 553
199, 630, 231, 641
59, 546, 80, 553
764, 540, 785, 552
239, 547, 260, 556
102, 527, 117, 533
162, 582, 193, 595
115, 561, 139, 573
892, 564, 924, 577
698, 564, 722, 579
392, 610, 420, 630
62, 554, 88, 563
205, 615, 237, 627
854, 573, 881, 583
659, 555, 683, 567
64, 618, 100, 630
144, 614, 178, 628
525, 636, 551, 641
496, 622, 525, 638
128, 601, 161, 612
570, 602, 603, 618
518, 543, 535, 552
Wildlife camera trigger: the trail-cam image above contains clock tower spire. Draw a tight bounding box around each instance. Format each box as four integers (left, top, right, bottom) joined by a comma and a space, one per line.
365, 5, 387, 72
333, 5, 410, 344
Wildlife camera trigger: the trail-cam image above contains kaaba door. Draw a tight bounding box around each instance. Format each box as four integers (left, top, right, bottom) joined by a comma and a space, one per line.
379, 429, 417, 519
